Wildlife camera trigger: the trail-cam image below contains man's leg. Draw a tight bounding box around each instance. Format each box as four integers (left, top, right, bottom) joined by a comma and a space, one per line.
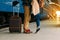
35, 14, 40, 33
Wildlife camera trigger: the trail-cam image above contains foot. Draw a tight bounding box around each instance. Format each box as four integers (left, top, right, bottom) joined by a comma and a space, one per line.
35, 28, 40, 33
24, 29, 32, 34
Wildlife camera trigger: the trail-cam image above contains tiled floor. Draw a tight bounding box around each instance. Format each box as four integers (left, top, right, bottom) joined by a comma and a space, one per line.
0, 20, 60, 40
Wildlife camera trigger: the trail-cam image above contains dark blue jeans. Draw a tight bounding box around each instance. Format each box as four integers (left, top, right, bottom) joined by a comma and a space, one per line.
34, 8, 43, 28
34, 13, 40, 28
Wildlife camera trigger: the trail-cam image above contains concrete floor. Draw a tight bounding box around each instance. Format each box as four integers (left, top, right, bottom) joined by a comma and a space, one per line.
0, 19, 60, 40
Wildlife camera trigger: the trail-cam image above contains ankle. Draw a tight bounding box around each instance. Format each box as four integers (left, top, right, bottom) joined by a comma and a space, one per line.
37, 26, 40, 29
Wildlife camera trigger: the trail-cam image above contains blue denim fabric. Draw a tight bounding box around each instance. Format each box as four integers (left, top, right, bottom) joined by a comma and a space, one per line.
34, 8, 43, 28
34, 13, 40, 28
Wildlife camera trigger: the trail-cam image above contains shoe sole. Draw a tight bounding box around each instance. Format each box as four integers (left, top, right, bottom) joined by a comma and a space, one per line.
35, 28, 40, 33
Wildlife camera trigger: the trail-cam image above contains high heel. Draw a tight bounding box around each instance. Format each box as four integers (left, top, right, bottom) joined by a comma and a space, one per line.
23, 28, 32, 34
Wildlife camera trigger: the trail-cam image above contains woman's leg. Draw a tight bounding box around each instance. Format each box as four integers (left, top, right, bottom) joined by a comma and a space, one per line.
23, 1, 32, 33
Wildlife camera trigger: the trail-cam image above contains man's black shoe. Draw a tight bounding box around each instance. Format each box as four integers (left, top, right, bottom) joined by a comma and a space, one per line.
35, 28, 40, 33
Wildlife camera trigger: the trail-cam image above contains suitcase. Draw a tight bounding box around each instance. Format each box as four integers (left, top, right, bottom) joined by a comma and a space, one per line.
9, 16, 22, 33
9, 2, 22, 33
